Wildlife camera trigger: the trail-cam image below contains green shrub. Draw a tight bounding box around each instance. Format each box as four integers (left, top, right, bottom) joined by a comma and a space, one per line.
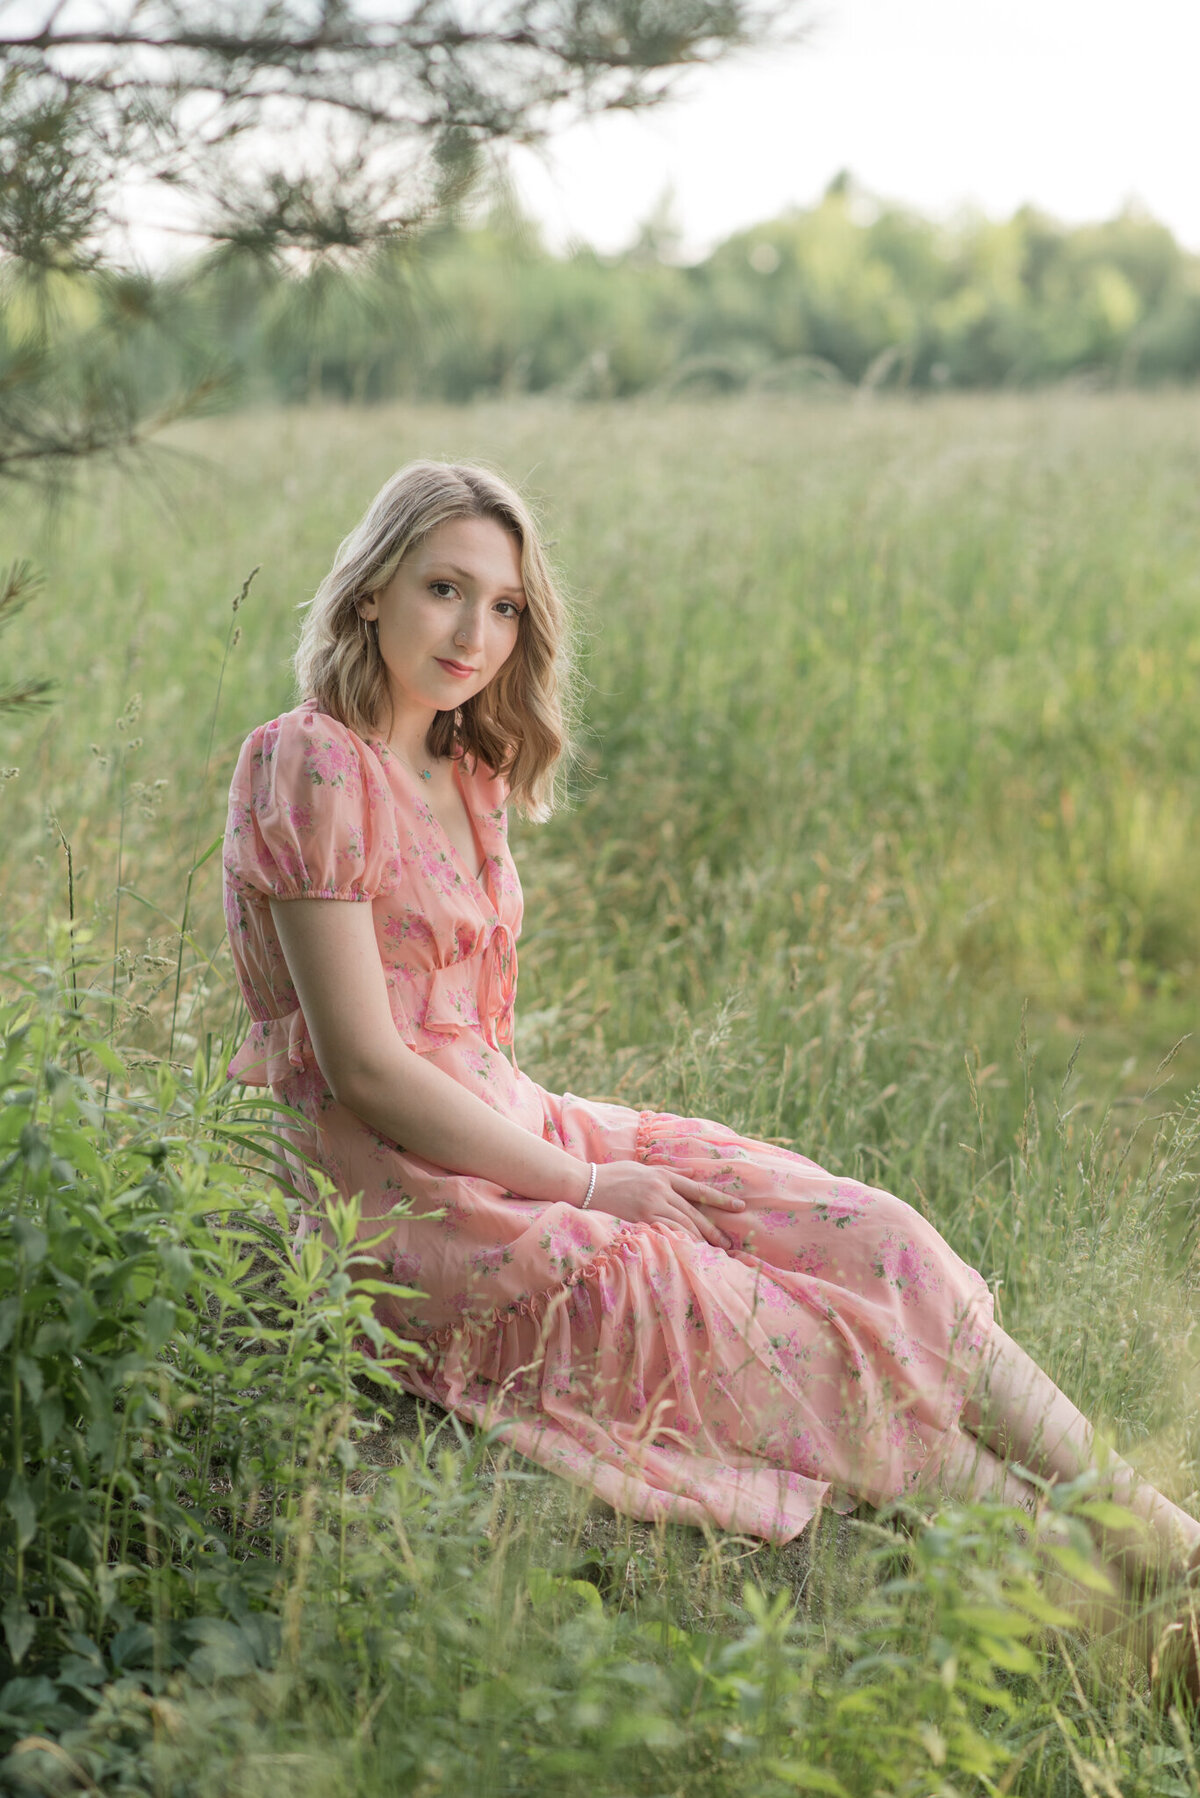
0, 951, 413, 1762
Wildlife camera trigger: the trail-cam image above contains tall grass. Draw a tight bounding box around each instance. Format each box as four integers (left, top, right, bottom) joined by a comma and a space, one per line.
2, 392, 1199, 1792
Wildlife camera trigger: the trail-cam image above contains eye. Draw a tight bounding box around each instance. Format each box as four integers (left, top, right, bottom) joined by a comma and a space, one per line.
495, 601, 522, 619
429, 580, 457, 599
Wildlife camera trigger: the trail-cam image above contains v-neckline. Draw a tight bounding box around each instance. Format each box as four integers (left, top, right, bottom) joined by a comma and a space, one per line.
376, 742, 492, 900
445, 759, 490, 891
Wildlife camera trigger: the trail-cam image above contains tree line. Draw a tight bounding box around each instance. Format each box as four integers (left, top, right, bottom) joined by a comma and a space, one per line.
9, 175, 1200, 422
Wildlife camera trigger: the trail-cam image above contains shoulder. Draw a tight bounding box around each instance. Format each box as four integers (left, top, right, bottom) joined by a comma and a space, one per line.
232, 706, 392, 801
241, 706, 380, 777
225, 708, 403, 900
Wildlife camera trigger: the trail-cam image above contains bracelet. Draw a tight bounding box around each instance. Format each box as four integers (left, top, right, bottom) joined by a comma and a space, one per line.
579, 1162, 598, 1210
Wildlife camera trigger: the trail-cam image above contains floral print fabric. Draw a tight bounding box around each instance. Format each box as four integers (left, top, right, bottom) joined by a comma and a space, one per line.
224, 707, 994, 1544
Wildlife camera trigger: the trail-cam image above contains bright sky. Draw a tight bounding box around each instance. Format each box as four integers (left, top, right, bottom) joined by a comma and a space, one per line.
507, 0, 1200, 259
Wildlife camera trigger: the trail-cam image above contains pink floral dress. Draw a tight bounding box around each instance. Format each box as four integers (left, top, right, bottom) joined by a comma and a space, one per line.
223, 707, 994, 1544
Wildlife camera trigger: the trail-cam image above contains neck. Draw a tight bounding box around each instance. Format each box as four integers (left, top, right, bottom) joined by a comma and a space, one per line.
383, 701, 440, 772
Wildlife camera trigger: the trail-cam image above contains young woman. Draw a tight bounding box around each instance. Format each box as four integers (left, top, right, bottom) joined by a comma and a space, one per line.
223, 460, 1199, 1696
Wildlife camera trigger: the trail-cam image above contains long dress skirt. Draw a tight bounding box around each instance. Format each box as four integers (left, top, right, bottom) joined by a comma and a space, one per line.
394, 1095, 995, 1546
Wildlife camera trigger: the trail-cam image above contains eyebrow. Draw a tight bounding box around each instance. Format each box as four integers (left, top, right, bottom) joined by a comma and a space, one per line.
432, 562, 526, 602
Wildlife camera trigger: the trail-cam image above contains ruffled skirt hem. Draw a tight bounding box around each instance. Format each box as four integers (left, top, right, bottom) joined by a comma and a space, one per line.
397, 1210, 994, 1547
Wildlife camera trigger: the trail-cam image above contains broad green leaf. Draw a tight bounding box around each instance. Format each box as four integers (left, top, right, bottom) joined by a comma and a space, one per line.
564, 1578, 604, 1613
0, 1296, 19, 1350
767, 1766, 851, 1796
110, 1623, 156, 1669
5, 1474, 37, 1549
15, 1353, 44, 1405
16, 1126, 49, 1175
1076, 1499, 1139, 1532
11, 1217, 47, 1266
951, 1604, 1031, 1638
37, 1393, 64, 1452
88, 1042, 128, 1079
1047, 1542, 1116, 1594
1008, 1585, 1077, 1628
56, 1653, 107, 1690
184, 1618, 258, 1680
142, 1295, 176, 1354
87, 1412, 116, 1458
831, 1687, 887, 1716
975, 1635, 1038, 1674
66, 1289, 98, 1347
160, 1245, 195, 1290
2, 1604, 36, 1666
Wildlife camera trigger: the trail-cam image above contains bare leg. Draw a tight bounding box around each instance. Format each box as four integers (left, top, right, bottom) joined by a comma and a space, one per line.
917, 1424, 1139, 1641
956, 1324, 1200, 1701
918, 1424, 1035, 1508
962, 1325, 1200, 1580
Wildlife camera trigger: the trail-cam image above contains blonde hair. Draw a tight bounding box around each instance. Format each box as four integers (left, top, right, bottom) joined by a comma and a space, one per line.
294, 460, 570, 818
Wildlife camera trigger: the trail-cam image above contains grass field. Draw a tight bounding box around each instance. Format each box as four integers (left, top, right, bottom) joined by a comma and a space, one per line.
3, 391, 1200, 1794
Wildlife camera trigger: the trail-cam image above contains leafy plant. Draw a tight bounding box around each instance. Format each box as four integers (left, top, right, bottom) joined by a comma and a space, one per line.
0, 952, 415, 1757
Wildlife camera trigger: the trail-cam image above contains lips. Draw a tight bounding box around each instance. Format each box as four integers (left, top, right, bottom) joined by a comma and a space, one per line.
436, 657, 478, 678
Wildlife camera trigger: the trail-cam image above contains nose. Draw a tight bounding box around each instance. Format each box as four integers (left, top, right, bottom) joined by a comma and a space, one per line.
453, 604, 486, 651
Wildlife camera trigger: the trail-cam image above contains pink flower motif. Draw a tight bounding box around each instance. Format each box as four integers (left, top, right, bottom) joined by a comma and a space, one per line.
383, 912, 435, 947
873, 1234, 941, 1304
793, 1245, 830, 1277
391, 1251, 423, 1286
700, 1166, 747, 1194
470, 1246, 513, 1277
304, 736, 361, 789
792, 1427, 819, 1467
882, 1327, 929, 1368
418, 849, 460, 894
813, 1185, 869, 1228
757, 1207, 800, 1234
271, 843, 307, 886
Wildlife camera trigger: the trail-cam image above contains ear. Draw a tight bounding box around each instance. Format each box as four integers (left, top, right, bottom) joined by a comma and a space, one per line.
357, 595, 379, 622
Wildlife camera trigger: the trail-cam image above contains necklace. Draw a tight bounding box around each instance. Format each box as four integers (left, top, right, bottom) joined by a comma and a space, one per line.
388, 743, 435, 782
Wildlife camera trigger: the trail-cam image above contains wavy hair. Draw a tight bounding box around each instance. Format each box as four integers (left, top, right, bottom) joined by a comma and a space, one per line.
294, 460, 571, 818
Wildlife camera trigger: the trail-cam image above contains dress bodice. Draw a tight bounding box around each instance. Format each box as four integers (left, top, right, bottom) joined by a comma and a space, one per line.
223, 707, 523, 1088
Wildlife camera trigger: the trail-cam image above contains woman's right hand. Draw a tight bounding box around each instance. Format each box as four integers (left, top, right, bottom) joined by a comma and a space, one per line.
585, 1160, 745, 1249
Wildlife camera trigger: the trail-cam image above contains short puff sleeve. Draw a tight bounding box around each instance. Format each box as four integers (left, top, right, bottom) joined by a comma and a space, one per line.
224, 709, 403, 902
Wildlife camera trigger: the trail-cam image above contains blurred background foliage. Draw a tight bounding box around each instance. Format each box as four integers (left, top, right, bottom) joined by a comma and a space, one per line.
6, 173, 1200, 422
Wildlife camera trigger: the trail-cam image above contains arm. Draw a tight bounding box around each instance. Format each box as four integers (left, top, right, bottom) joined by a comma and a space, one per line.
269, 897, 745, 1244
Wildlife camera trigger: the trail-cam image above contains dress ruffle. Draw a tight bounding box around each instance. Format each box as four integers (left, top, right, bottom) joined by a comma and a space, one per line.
401, 1198, 993, 1546
420, 1225, 643, 1352
227, 917, 519, 1084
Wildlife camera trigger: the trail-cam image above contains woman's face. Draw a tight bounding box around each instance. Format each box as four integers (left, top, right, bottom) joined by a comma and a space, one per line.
360, 515, 526, 723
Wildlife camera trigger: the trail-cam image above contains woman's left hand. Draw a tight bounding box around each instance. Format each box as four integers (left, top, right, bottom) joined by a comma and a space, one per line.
586, 1160, 745, 1248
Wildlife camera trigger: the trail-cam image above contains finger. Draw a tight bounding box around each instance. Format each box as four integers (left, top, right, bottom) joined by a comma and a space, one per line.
670, 1197, 733, 1251
660, 1200, 707, 1244
670, 1176, 746, 1213
657, 1212, 703, 1244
